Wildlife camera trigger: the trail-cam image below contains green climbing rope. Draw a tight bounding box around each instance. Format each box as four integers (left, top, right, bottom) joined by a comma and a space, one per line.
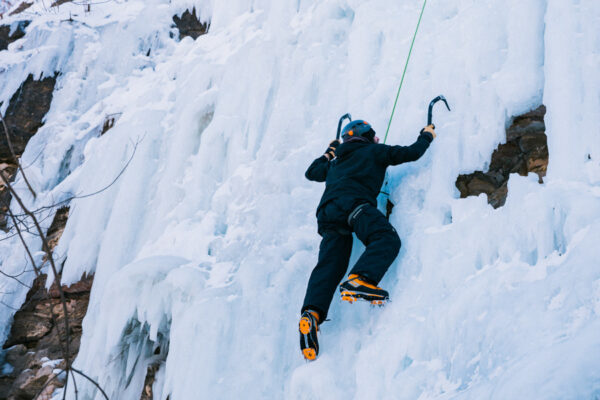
383, 0, 428, 144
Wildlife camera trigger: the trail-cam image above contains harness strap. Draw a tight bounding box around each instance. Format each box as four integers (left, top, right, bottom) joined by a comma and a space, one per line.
347, 203, 368, 227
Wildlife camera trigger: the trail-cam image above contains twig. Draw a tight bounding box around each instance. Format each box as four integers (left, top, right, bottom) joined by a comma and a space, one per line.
71, 368, 110, 400
0, 269, 31, 287
0, 124, 128, 400
33, 370, 64, 400
1, 169, 72, 380
63, 369, 69, 400
0, 299, 20, 310
70, 369, 79, 399
6, 198, 40, 275
6, 135, 142, 219
20, 147, 45, 170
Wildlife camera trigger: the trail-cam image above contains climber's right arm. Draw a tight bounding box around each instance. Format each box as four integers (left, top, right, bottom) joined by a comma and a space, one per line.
379, 125, 435, 166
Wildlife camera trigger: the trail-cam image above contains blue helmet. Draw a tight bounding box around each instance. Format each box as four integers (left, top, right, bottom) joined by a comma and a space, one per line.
341, 120, 375, 142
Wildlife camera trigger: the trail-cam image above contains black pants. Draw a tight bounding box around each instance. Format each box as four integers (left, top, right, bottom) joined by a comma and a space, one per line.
301, 201, 401, 321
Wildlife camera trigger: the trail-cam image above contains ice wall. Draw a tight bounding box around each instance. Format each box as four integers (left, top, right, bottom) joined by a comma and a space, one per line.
0, 0, 599, 399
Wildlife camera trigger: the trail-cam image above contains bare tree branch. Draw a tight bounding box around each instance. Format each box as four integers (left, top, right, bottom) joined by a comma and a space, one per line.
62, 369, 69, 400
71, 368, 110, 400
33, 370, 64, 400
70, 369, 79, 400
4, 135, 142, 219
0, 268, 31, 287
0, 299, 20, 310
20, 147, 45, 170
2, 176, 74, 370
5, 196, 41, 275
0, 121, 136, 400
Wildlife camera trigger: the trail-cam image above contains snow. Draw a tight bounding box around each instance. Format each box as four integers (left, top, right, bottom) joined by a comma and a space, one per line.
0, 1, 13, 15
0, 0, 599, 399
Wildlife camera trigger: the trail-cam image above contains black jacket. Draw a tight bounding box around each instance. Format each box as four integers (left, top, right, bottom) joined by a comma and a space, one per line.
305, 132, 433, 216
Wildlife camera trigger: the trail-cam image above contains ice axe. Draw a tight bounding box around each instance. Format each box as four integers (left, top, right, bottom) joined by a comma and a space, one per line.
427, 95, 451, 129
336, 113, 352, 140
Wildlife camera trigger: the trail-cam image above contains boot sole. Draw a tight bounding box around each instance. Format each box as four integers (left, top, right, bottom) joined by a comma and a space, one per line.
302, 348, 317, 360
299, 316, 318, 361
299, 316, 312, 335
340, 290, 388, 306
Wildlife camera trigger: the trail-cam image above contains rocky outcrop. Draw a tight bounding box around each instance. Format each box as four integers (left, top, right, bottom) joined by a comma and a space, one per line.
0, 207, 96, 400
0, 74, 56, 229
0, 273, 93, 399
0, 74, 57, 163
0, 30, 64, 400
172, 8, 209, 40
0, 163, 17, 231
101, 113, 121, 136
0, 21, 29, 51
140, 363, 160, 400
0, 3, 33, 18
51, 0, 72, 7
455, 105, 548, 208
45, 206, 69, 251
0, 342, 62, 400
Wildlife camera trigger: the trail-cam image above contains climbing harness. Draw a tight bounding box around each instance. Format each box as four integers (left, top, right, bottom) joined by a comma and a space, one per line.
347, 203, 368, 227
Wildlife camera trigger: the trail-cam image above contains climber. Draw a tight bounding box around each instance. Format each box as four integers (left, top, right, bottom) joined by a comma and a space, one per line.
299, 119, 436, 361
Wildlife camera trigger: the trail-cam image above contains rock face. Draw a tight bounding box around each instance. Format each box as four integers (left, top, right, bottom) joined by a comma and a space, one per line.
0, 74, 57, 163
45, 206, 69, 251
140, 363, 160, 400
455, 105, 548, 208
7, 3, 33, 17
0, 207, 95, 400
51, 0, 73, 7
0, 74, 56, 229
0, 163, 17, 231
172, 8, 209, 40
0, 21, 30, 51
0, 274, 93, 399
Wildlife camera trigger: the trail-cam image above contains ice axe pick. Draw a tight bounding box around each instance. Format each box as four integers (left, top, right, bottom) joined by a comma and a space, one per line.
427, 95, 451, 129
336, 113, 352, 140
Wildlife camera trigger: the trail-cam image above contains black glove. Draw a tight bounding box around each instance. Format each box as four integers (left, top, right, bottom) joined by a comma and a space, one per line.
324, 139, 341, 160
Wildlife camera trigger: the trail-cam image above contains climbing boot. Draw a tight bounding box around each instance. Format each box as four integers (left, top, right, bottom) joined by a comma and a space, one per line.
299, 310, 320, 361
339, 274, 389, 306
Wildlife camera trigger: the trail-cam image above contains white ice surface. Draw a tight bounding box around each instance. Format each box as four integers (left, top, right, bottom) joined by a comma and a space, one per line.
0, 0, 599, 399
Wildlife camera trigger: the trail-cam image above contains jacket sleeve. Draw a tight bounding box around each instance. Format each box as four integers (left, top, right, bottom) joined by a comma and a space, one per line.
379, 132, 433, 166
305, 155, 331, 182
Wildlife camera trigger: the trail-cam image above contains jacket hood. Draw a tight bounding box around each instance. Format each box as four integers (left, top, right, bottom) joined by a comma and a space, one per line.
336, 140, 371, 158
